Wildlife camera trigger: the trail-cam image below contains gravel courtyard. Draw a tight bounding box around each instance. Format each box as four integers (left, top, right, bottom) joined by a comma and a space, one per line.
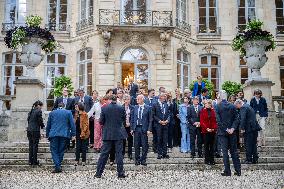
0, 170, 283, 189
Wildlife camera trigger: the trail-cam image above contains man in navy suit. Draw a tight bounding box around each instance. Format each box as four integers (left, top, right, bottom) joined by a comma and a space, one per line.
53, 87, 75, 111
152, 92, 171, 159
187, 96, 203, 158
235, 99, 259, 164
128, 78, 139, 105
46, 103, 76, 173
74, 89, 93, 112
95, 95, 128, 179
131, 95, 152, 166
199, 88, 210, 106
216, 90, 241, 176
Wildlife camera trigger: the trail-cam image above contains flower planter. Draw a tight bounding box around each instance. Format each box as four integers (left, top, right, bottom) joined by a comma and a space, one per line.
20, 37, 44, 78
243, 40, 271, 80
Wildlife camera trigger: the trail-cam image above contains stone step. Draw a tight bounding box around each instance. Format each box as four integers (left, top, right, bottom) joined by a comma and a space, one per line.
0, 156, 283, 165
1, 163, 284, 171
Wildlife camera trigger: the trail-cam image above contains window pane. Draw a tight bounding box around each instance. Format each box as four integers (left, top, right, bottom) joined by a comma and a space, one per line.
276, 9, 283, 17
209, 8, 216, 16
79, 64, 85, 76
211, 79, 219, 89
201, 56, 207, 64
183, 65, 188, 76
87, 50, 92, 59
199, 7, 206, 17
56, 67, 65, 76
239, 0, 245, 7
248, 0, 255, 7
47, 54, 55, 63
211, 68, 218, 78
241, 68, 248, 79
87, 62, 92, 74
276, 0, 283, 8
199, 0, 206, 7
209, 0, 216, 7
201, 68, 208, 78
183, 53, 189, 62
280, 57, 284, 66
58, 54, 66, 64
15, 66, 23, 76
177, 63, 181, 87
281, 69, 284, 89
240, 57, 246, 65
238, 8, 245, 17
16, 53, 21, 63
80, 51, 85, 61
248, 8, 255, 20
5, 53, 13, 63
209, 17, 217, 31
4, 66, 12, 76
211, 56, 218, 65
177, 51, 181, 61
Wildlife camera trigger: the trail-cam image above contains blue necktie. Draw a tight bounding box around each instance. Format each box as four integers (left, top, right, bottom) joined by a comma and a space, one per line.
138, 106, 143, 125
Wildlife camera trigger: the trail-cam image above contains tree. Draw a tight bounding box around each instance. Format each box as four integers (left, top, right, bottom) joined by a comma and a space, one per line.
221, 81, 243, 97
53, 76, 74, 97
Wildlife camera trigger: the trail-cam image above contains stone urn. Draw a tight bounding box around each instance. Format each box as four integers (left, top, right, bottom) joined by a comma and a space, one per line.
20, 37, 44, 78
243, 40, 271, 81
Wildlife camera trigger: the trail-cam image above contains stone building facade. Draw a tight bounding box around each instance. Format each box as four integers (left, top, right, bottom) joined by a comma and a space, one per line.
0, 0, 283, 111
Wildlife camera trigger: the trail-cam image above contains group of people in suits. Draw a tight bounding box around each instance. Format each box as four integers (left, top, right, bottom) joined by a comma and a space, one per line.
26, 74, 267, 177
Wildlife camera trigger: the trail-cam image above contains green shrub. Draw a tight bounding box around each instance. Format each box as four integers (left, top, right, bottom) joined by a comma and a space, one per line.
53, 76, 74, 97
189, 79, 215, 98
221, 81, 243, 97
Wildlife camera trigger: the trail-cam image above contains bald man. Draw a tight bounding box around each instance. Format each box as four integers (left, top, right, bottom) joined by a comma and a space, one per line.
130, 95, 152, 166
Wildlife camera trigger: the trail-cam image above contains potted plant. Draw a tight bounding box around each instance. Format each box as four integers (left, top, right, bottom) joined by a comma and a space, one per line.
189, 79, 215, 98
53, 76, 74, 98
221, 81, 243, 97
232, 20, 276, 80
4, 15, 58, 77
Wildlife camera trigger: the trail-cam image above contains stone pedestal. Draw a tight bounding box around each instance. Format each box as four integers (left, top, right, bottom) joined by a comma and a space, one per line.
8, 78, 45, 142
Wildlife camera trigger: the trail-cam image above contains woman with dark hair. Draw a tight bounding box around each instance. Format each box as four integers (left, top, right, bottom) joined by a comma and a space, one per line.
200, 99, 217, 165
74, 103, 90, 166
27, 100, 44, 166
178, 96, 191, 153
192, 75, 205, 97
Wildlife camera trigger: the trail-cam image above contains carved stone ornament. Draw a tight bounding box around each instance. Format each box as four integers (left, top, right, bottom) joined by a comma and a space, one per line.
202, 43, 216, 54
180, 38, 188, 51
98, 27, 112, 63
122, 32, 149, 46
159, 30, 172, 63
81, 35, 90, 49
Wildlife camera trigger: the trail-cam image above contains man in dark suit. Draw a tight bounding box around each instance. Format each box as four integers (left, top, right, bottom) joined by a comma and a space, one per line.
95, 95, 128, 179
131, 94, 152, 166
199, 88, 210, 105
187, 96, 203, 158
216, 90, 241, 176
113, 82, 123, 95
128, 78, 139, 105
74, 89, 93, 112
53, 87, 75, 111
152, 92, 171, 159
235, 99, 259, 164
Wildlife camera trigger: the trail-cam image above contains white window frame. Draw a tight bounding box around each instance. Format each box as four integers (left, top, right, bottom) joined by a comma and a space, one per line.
276, 0, 284, 34
4, 0, 27, 24
238, 0, 256, 32
200, 54, 221, 91
239, 56, 252, 84
177, 50, 190, 92
77, 48, 93, 95
47, 0, 69, 31
279, 56, 284, 96
44, 53, 67, 111
1, 52, 26, 96
176, 0, 188, 23
197, 0, 219, 33
79, 0, 93, 21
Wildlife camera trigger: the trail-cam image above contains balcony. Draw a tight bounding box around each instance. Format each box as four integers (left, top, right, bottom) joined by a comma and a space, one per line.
98, 9, 173, 29
2, 23, 25, 32
175, 19, 191, 33
76, 17, 94, 32
45, 23, 71, 32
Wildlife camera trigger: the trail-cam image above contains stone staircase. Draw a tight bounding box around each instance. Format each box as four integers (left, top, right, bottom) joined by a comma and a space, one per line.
0, 141, 284, 171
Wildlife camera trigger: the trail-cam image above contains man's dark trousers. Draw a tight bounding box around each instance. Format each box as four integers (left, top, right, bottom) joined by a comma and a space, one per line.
244, 131, 258, 162
156, 124, 168, 156
75, 138, 88, 162
189, 127, 203, 156
134, 125, 148, 163
219, 134, 241, 174
96, 140, 125, 176
152, 125, 158, 152
27, 131, 40, 165
50, 136, 68, 170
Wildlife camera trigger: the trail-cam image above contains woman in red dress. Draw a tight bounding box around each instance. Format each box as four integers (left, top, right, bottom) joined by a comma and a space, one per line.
200, 99, 218, 165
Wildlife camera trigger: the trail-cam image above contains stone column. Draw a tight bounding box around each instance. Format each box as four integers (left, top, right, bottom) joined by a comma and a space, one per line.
8, 79, 45, 142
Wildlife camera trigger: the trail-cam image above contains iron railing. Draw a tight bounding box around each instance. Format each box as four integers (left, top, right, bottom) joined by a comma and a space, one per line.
76, 17, 94, 31
196, 26, 222, 35
2, 23, 25, 32
175, 19, 191, 33
99, 9, 173, 27
45, 23, 70, 32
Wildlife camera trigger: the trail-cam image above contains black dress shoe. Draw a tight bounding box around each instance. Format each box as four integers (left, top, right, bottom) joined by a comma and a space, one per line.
234, 171, 241, 176
252, 159, 258, 164
128, 154, 133, 160
198, 154, 203, 158
191, 154, 195, 159
52, 169, 62, 173
157, 155, 163, 159
135, 162, 140, 166
243, 160, 252, 164
210, 161, 216, 165
118, 174, 127, 179
141, 162, 147, 166
221, 172, 231, 176
163, 155, 170, 159
215, 153, 221, 158
94, 174, 102, 178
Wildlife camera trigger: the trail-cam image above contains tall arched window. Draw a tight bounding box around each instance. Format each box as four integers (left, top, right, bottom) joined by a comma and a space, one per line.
2, 52, 25, 96
239, 56, 251, 84
78, 48, 93, 95
279, 56, 284, 96
48, 0, 68, 31
238, 0, 256, 32
276, 0, 284, 34
3, 0, 27, 30
176, 0, 188, 24
198, 0, 218, 34
200, 55, 220, 90
177, 50, 190, 91
45, 53, 67, 111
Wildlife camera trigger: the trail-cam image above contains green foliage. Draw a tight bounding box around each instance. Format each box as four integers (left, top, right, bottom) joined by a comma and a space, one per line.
11, 28, 26, 49
42, 41, 58, 53
53, 76, 74, 97
232, 19, 276, 56
221, 81, 243, 97
26, 15, 43, 27
189, 79, 215, 98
